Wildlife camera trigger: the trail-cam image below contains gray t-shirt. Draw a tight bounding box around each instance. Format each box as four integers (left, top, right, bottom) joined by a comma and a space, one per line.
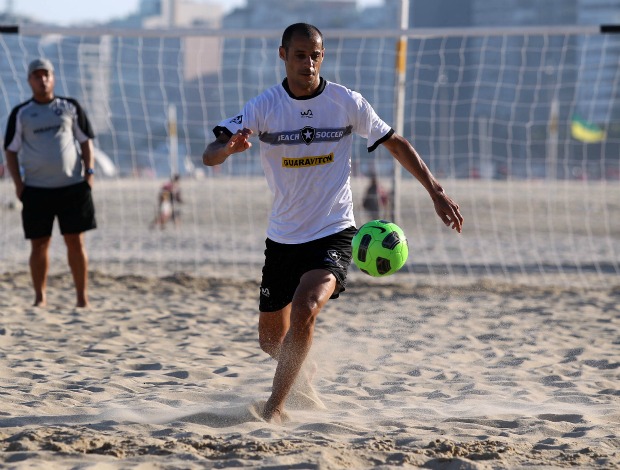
4, 96, 95, 188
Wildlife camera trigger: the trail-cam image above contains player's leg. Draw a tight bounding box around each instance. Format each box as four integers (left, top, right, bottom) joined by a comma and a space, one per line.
63, 232, 89, 308
29, 236, 51, 307
257, 228, 354, 422
259, 302, 325, 412
21, 186, 55, 307
257, 237, 296, 358
58, 182, 96, 308
262, 268, 336, 423
258, 304, 291, 359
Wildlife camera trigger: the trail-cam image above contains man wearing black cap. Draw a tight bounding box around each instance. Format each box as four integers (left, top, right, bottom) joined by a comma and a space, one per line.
4, 58, 97, 308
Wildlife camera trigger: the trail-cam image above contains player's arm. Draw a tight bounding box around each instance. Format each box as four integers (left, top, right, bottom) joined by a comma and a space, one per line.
203, 128, 253, 166
80, 139, 94, 186
382, 132, 463, 233
5, 149, 24, 200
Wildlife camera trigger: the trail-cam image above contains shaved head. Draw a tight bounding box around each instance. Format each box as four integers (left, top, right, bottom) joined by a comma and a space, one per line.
281, 23, 323, 51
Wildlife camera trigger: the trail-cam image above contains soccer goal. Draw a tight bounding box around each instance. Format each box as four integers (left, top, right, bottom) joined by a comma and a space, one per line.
0, 25, 618, 287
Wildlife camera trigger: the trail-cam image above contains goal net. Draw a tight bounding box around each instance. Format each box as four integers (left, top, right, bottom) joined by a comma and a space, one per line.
0, 25, 618, 287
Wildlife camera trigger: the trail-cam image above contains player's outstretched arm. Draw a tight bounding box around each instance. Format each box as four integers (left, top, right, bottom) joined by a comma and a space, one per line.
382, 133, 463, 233
203, 128, 253, 166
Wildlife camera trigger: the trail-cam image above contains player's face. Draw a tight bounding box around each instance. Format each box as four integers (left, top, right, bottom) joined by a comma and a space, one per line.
28, 69, 55, 101
279, 33, 324, 97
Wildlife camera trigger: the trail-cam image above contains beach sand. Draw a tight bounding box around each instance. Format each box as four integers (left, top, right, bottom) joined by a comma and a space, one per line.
0, 178, 618, 468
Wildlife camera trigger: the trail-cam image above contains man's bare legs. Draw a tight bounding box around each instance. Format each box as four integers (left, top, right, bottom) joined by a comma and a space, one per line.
28, 233, 89, 308
258, 269, 336, 423
63, 232, 89, 308
29, 236, 51, 307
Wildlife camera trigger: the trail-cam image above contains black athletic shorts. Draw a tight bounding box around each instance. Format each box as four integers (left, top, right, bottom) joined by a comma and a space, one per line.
21, 181, 97, 239
259, 226, 356, 313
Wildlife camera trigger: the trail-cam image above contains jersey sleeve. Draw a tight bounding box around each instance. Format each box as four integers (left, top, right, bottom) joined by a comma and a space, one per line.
68, 98, 95, 143
4, 105, 22, 152
213, 114, 242, 138
212, 98, 261, 139
351, 91, 393, 152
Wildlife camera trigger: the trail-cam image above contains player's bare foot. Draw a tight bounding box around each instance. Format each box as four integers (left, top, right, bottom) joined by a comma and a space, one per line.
33, 293, 47, 307
76, 296, 90, 308
262, 401, 290, 424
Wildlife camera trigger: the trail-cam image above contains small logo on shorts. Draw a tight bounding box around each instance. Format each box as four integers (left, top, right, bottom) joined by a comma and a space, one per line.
325, 250, 344, 268
260, 287, 270, 297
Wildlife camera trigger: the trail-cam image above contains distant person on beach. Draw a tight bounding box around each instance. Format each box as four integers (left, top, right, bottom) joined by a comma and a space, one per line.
151, 174, 183, 229
362, 173, 389, 220
203, 23, 463, 424
151, 188, 174, 229
4, 58, 97, 308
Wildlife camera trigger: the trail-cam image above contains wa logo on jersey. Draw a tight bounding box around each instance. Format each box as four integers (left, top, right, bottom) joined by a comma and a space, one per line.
301, 126, 316, 145
229, 115, 243, 125
301, 109, 313, 118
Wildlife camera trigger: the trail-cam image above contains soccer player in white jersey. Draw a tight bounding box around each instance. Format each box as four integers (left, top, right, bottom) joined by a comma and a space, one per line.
203, 23, 463, 423
4, 58, 97, 308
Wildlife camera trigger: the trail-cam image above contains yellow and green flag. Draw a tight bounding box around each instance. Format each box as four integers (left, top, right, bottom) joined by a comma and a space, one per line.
571, 115, 606, 143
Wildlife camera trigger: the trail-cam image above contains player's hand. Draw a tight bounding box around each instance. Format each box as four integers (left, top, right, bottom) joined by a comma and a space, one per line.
432, 192, 463, 233
226, 128, 253, 155
15, 181, 25, 201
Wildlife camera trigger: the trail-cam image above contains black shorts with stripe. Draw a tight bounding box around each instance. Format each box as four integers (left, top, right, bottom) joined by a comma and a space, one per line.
259, 226, 356, 313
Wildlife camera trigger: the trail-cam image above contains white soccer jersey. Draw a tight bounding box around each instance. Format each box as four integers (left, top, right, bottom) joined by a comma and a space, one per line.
4, 97, 94, 188
214, 78, 393, 244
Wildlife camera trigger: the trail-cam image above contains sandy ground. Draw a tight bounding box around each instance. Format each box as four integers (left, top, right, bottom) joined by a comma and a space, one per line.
0, 271, 618, 469
0, 177, 618, 468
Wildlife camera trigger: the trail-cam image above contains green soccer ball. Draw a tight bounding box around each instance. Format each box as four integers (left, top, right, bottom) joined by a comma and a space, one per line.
351, 220, 409, 277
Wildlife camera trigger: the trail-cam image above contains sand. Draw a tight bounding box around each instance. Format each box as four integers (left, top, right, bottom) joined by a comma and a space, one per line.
0, 177, 618, 468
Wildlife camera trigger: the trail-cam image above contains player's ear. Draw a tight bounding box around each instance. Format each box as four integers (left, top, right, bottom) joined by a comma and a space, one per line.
278, 46, 286, 61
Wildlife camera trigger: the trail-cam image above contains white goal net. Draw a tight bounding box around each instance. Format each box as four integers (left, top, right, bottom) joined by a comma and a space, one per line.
0, 25, 618, 287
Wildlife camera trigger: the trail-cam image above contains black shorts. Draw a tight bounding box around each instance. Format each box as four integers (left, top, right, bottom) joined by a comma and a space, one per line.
21, 181, 97, 239
259, 226, 356, 313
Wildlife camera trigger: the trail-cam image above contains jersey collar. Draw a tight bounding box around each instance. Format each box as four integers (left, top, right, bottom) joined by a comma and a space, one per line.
282, 77, 326, 100
32, 96, 55, 105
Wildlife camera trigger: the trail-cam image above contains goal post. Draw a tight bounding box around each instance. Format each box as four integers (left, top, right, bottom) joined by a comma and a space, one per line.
0, 24, 618, 287
391, 0, 410, 224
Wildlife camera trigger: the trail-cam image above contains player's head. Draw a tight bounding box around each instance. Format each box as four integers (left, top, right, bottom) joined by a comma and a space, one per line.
279, 23, 325, 96
27, 58, 55, 100
281, 23, 324, 51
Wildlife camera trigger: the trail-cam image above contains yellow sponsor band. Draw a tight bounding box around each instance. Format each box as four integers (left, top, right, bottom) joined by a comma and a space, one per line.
282, 153, 334, 168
